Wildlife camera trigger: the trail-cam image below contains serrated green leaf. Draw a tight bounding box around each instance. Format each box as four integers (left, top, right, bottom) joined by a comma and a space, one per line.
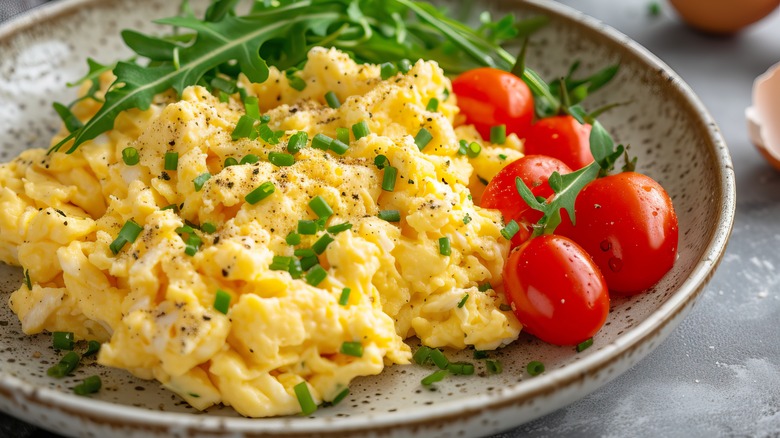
52, 103, 83, 133
122, 30, 179, 61
589, 120, 615, 168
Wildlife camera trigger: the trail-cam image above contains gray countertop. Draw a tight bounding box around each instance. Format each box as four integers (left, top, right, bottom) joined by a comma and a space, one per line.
1, 1, 779, 437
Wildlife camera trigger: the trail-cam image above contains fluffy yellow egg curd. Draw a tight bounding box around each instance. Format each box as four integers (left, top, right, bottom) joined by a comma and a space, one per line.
0, 47, 523, 417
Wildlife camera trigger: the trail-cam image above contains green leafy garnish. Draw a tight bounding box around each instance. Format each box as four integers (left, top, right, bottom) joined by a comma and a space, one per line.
515, 119, 624, 236
51, 0, 553, 154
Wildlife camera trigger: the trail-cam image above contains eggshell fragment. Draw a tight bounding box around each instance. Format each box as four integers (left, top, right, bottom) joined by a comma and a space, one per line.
747, 62, 780, 170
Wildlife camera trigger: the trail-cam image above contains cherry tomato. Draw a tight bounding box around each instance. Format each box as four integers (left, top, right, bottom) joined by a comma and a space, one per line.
452, 67, 534, 141
481, 155, 572, 246
503, 234, 610, 346
556, 172, 679, 295
523, 115, 594, 170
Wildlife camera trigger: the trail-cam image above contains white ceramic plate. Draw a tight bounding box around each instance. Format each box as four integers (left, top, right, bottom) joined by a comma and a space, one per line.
0, 0, 735, 436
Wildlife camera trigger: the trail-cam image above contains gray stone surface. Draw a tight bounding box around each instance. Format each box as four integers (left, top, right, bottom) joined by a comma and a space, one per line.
0, 0, 778, 437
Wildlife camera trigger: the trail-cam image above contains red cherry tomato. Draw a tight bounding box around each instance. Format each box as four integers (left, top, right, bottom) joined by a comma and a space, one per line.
523, 115, 594, 170
503, 235, 610, 346
452, 68, 534, 141
556, 172, 679, 295
481, 155, 572, 246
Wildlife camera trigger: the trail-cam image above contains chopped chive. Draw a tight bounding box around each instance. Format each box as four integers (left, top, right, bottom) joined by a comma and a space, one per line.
73, 375, 102, 396
240, 154, 259, 165
287, 131, 308, 154
527, 360, 545, 376
457, 293, 469, 308
84, 340, 101, 357
200, 223, 217, 234
245, 182, 275, 205
378, 210, 401, 222
429, 348, 449, 369
300, 255, 319, 271
243, 96, 261, 120
438, 237, 451, 256
195, 223, 215, 235
270, 255, 293, 271
312, 233, 335, 255
352, 120, 370, 140
498, 154, 508, 160
288, 75, 306, 91
268, 152, 295, 167
122, 147, 140, 166
332, 387, 349, 405
447, 361, 474, 375
161, 204, 178, 212
380, 62, 398, 80
414, 128, 433, 151
315, 216, 328, 231
490, 125, 506, 145
324, 91, 341, 109
330, 139, 349, 155
413, 346, 432, 365
338, 287, 351, 306
576, 338, 594, 352
224, 157, 238, 167
219, 91, 230, 103
232, 115, 255, 140
184, 234, 202, 256
257, 124, 282, 145
294, 381, 317, 415
311, 133, 333, 150
426, 98, 439, 112
309, 196, 333, 219
305, 264, 327, 286
477, 175, 489, 186
478, 282, 492, 292
398, 59, 412, 74
442, 88, 451, 101
24, 269, 32, 290
374, 154, 388, 169
340, 341, 363, 358
499, 303, 512, 312
47, 351, 80, 378
327, 222, 352, 234
53, 332, 75, 350
294, 248, 316, 258
193, 172, 211, 192
382, 166, 397, 192
467, 142, 481, 158
164, 152, 179, 171
648, 1, 661, 16
336, 127, 350, 145
486, 359, 503, 374
288, 258, 303, 279
457, 139, 468, 155
421, 369, 448, 386
214, 289, 231, 314
211, 76, 237, 94
175, 225, 196, 235
286, 232, 301, 246
463, 213, 472, 225
473, 350, 489, 360
500, 220, 520, 240
298, 220, 318, 235
109, 220, 143, 255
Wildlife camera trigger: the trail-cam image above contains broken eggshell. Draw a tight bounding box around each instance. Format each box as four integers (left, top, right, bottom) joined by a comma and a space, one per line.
747, 62, 780, 169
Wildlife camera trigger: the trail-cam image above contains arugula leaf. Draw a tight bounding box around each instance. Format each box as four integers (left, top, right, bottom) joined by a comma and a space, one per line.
51, 0, 552, 154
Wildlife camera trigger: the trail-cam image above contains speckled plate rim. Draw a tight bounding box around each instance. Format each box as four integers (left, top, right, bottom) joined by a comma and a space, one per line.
0, 0, 736, 436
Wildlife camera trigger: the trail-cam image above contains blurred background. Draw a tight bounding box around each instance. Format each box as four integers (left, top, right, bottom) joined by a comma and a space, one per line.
0, 0, 779, 437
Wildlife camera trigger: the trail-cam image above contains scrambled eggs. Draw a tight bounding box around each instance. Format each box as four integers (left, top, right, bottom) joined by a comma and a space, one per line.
0, 47, 523, 417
